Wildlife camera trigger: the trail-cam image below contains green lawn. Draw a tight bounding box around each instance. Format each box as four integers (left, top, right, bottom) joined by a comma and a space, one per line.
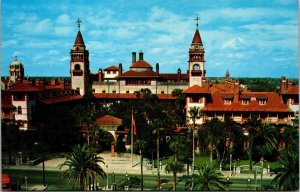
3, 167, 275, 191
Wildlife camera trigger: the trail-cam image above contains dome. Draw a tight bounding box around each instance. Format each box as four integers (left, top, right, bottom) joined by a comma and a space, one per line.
131, 60, 152, 68
10, 58, 23, 67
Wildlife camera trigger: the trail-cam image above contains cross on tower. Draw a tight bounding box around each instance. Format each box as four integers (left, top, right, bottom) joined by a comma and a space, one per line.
194, 16, 200, 29
76, 17, 81, 31
14, 55, 18, 61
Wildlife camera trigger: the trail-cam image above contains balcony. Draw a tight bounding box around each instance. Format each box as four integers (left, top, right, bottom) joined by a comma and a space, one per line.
72, 70, 83, 76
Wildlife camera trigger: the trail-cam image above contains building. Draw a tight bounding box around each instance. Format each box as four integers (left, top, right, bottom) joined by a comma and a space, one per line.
2, 19, 298, 131
9, 56, 24, 84
68, 20, 297, 126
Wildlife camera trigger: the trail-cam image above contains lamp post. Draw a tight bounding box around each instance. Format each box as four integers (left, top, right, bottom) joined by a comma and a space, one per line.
34, 142, 45, 187
125, 172, 129, 191
106, 164, 109, 189
229, 154, 232, 176
156, 126, 161, 190
226, 177, 230, 191
112, 172, 116, 190
25, 176, 27, 191
243, 131, 253, 172
247, 177, 251, 190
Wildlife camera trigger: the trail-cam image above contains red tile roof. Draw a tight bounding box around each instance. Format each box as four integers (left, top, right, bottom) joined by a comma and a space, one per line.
74, 31, 85, 45
204, 92, 291, 112
192, 29, 203, 45
104, 66, 119, 71
37, 90, 82, 104
131, 60, 152, 68
95, 115, 122, 126
38, 95, 82, 104
221, 93, 234, 99
118, 70, 160, 78
8, 84, 42, 92
1, 93, 14, 109
282, 85, 299, 95
183, 85, 210, 94
160, 74, 189, 80
93, 93, 176, 100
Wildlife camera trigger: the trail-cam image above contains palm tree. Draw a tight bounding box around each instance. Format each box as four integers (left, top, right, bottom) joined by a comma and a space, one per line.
243, 115, 262, 172
186, 165, 226, 191
165, 136, 186, 190
281, 125, 299, 152
198, 118, 224, 162
135, 139, 146, 191
188, 106, 201, 174
272, 151, 299, 190
59, 144, 106, 190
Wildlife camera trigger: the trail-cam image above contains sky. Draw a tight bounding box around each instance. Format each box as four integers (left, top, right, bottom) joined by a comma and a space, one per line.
1, 0, 299, 78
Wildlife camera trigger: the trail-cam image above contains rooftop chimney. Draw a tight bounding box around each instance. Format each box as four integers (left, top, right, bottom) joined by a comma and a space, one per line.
119, 63, 123, 74
156, 63, 159, 75
139, 51, 143, 60
132, 52, 136, 63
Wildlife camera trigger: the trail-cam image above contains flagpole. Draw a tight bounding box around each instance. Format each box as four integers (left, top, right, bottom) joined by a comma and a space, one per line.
131, 109, 134, 167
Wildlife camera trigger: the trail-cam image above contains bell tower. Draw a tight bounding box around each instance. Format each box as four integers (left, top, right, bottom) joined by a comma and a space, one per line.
188, 17, 205, 87
70, 18, 90, 96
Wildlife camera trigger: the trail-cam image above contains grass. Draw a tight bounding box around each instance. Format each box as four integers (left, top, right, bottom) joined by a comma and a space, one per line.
3, 167, 275, 191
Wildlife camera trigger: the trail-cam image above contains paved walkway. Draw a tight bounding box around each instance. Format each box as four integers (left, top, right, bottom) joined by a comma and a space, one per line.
6, 151, 277, 179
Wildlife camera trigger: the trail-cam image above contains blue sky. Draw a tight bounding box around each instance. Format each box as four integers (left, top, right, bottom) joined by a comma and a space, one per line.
2, 0, 298, 78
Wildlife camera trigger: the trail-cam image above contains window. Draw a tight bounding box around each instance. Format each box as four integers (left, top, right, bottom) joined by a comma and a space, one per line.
193, 64, 200, 70
112, 89, 116, 93
224, 99, 232, 105
126, 89, 130, 94
161, 89, 164, 94
17, 106, 22, 114
259, 99, 267, 105
113, 71, 116, 74
107, 71, 111, 74
92, 89, 95, 93
242, 100, 249, 105
102, 89, 106, 93
74, 64, 81, 70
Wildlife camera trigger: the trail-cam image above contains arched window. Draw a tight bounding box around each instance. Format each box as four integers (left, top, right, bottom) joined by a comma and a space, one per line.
193, 64, 200, 70
74, 64, 81, 70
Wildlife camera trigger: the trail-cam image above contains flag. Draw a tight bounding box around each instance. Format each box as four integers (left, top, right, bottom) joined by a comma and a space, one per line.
132, 114, 136, 135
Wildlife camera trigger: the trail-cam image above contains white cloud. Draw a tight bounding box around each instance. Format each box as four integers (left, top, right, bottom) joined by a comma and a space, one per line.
199, 7, 295, 24
56, 14, 71, 25
58, 56, 69, 62
15, 18, 52, 35
221, 37, 246, 50
47, 50, 59, 55
54, 26, 73, 36
2, 40, 18, 48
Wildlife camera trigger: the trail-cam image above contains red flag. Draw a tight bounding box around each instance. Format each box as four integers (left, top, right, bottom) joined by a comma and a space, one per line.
132, 114, 136, 135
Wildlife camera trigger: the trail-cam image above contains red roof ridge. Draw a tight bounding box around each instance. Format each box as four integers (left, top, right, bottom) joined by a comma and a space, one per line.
74, 31, 85, 45
131, 60, 152, 68
183, 85, 210, 94
104, 66, 119, 71
192, 29, 203, 45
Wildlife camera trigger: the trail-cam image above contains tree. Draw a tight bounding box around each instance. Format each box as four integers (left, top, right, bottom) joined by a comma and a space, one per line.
135, 139, 146, 190
115, 135, 126, 154
272, 151, 299, 190
281, 125, 299, 153
186, 165, 226, 191
243, 115, 262, 172
188, 106, 201, 174
59, 144, 106, 191
165, 136, 186, 190
198, 118, 224, 163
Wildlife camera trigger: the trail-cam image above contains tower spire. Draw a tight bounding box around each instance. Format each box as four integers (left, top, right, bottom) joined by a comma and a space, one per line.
194, 16, 199, 29
76, 17, 81, 31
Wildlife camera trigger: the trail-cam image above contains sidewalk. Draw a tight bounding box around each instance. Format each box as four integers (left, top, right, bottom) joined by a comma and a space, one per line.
4, 151, 277, 179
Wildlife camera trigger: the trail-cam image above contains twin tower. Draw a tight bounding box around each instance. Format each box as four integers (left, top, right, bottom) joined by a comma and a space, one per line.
70, 19, 206, 96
